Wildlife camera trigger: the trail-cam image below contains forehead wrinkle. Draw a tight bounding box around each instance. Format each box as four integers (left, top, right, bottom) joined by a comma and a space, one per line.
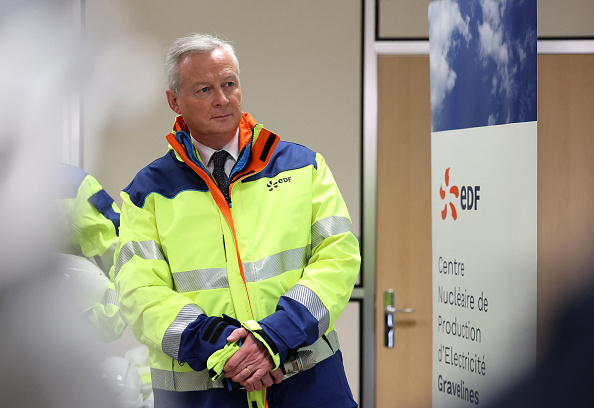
178, 54, 238, 91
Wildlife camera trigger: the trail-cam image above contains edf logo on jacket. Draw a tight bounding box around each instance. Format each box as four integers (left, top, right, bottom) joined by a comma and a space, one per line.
439, 167, 480, 221
267, 176, 292, 191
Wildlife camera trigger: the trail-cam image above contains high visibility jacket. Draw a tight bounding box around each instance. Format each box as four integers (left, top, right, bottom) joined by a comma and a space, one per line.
57, 164, 126, 342
58, 164, 121, 270
115, 113, 360, 407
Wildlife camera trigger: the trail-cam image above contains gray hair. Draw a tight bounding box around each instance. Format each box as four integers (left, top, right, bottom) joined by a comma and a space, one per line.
164, 33, 239, 94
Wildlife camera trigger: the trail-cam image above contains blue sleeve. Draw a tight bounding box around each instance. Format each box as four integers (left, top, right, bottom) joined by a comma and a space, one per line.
258, 296, 321, 363
177, 315, 240, 371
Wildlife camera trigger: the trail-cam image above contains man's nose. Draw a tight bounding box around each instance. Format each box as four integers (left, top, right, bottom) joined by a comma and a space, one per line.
213, 87, 229, 106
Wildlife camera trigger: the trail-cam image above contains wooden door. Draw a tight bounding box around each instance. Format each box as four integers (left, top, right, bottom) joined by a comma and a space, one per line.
536, 54, 594, 352
375, 55, 432, 408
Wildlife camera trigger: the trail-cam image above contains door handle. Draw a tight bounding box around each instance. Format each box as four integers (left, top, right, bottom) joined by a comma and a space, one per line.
384, 289, 415, 348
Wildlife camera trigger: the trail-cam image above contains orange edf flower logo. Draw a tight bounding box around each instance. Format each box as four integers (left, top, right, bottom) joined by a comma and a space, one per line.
440, 168, 459, 220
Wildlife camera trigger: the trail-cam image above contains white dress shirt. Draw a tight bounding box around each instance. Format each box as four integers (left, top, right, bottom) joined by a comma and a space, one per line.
191, 128, 240, 177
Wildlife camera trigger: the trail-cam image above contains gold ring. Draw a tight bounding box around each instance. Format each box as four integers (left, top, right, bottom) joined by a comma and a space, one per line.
245, 366, 252, 374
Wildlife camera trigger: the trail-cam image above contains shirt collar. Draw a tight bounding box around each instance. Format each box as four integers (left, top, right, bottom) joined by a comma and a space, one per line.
191, 128, 240, 166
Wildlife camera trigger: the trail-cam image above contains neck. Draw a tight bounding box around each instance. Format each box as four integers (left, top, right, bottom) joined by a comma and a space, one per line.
190, 130, 237, 151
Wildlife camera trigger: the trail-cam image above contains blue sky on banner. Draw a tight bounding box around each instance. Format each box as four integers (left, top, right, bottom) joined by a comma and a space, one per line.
428, 0, 537, 132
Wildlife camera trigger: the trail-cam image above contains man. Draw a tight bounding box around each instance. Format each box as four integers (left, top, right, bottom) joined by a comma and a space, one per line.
114, 33, 360, 408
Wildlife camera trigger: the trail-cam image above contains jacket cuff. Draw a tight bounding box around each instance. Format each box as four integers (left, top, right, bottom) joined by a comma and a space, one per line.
258, 296, 322, 362
177, 315, 240, 371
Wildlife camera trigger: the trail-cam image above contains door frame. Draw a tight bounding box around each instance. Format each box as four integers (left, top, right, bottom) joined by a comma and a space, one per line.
361, 5, 428, 408
61, 0, 85, 167
361, 1, 594, 406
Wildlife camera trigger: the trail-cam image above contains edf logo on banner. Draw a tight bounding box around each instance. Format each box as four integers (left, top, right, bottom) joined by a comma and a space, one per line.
439, 168, 480, 220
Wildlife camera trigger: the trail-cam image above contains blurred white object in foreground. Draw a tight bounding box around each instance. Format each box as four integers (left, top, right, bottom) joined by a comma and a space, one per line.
0, 0, 160, 406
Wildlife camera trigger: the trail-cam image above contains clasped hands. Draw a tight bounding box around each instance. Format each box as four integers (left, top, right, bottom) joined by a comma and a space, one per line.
223, 327, 283, 392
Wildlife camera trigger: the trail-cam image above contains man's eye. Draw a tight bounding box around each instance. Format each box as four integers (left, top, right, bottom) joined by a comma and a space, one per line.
197, 87, 209, 93
225, 82, 235, 87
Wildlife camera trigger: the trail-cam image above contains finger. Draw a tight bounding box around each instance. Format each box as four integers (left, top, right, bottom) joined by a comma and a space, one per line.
244, 367, 271, 391
244, 377, 264, 392
226, 327, 248, 343
225, 333, 257, 368
224, 333, 270, 375
260, 372, 273, 388
223, 339, 255, 376
252, 381, 264, 392
270, 368, 283, 384
227, 355, 273, 384
226, 365, 252, 383
224, 352, 253, 378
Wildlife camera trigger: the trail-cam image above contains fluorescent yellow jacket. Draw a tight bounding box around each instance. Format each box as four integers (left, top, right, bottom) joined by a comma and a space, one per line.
114, 113, 360, 406
57, 164, 126, 342
58, 165, 120, 271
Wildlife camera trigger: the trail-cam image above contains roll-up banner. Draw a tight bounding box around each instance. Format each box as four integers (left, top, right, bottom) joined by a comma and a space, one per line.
428, 1, 537, 406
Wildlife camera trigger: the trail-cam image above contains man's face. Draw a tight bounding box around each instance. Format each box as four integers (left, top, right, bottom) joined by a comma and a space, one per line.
166, 49, 242, 150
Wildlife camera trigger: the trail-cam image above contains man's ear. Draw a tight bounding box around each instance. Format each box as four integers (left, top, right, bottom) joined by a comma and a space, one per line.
166, 89, 182, 114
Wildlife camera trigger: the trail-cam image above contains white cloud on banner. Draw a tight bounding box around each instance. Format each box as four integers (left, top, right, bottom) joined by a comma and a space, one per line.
478, 0, 535, 124
429, 0, 470, 112
478, 0, 511, 99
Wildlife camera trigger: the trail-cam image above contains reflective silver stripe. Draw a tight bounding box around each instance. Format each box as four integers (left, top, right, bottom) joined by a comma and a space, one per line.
162, 304, 204, 360
173, 268, 228, 293
150, 367, 225, 392
311, 215, 354, 249
150, 331, 340, 391
172, 246, 310, 292
104, 287, 119, 307
115, 240, 166, 277
243, 246, 309, 283
284, 284, 330, 337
